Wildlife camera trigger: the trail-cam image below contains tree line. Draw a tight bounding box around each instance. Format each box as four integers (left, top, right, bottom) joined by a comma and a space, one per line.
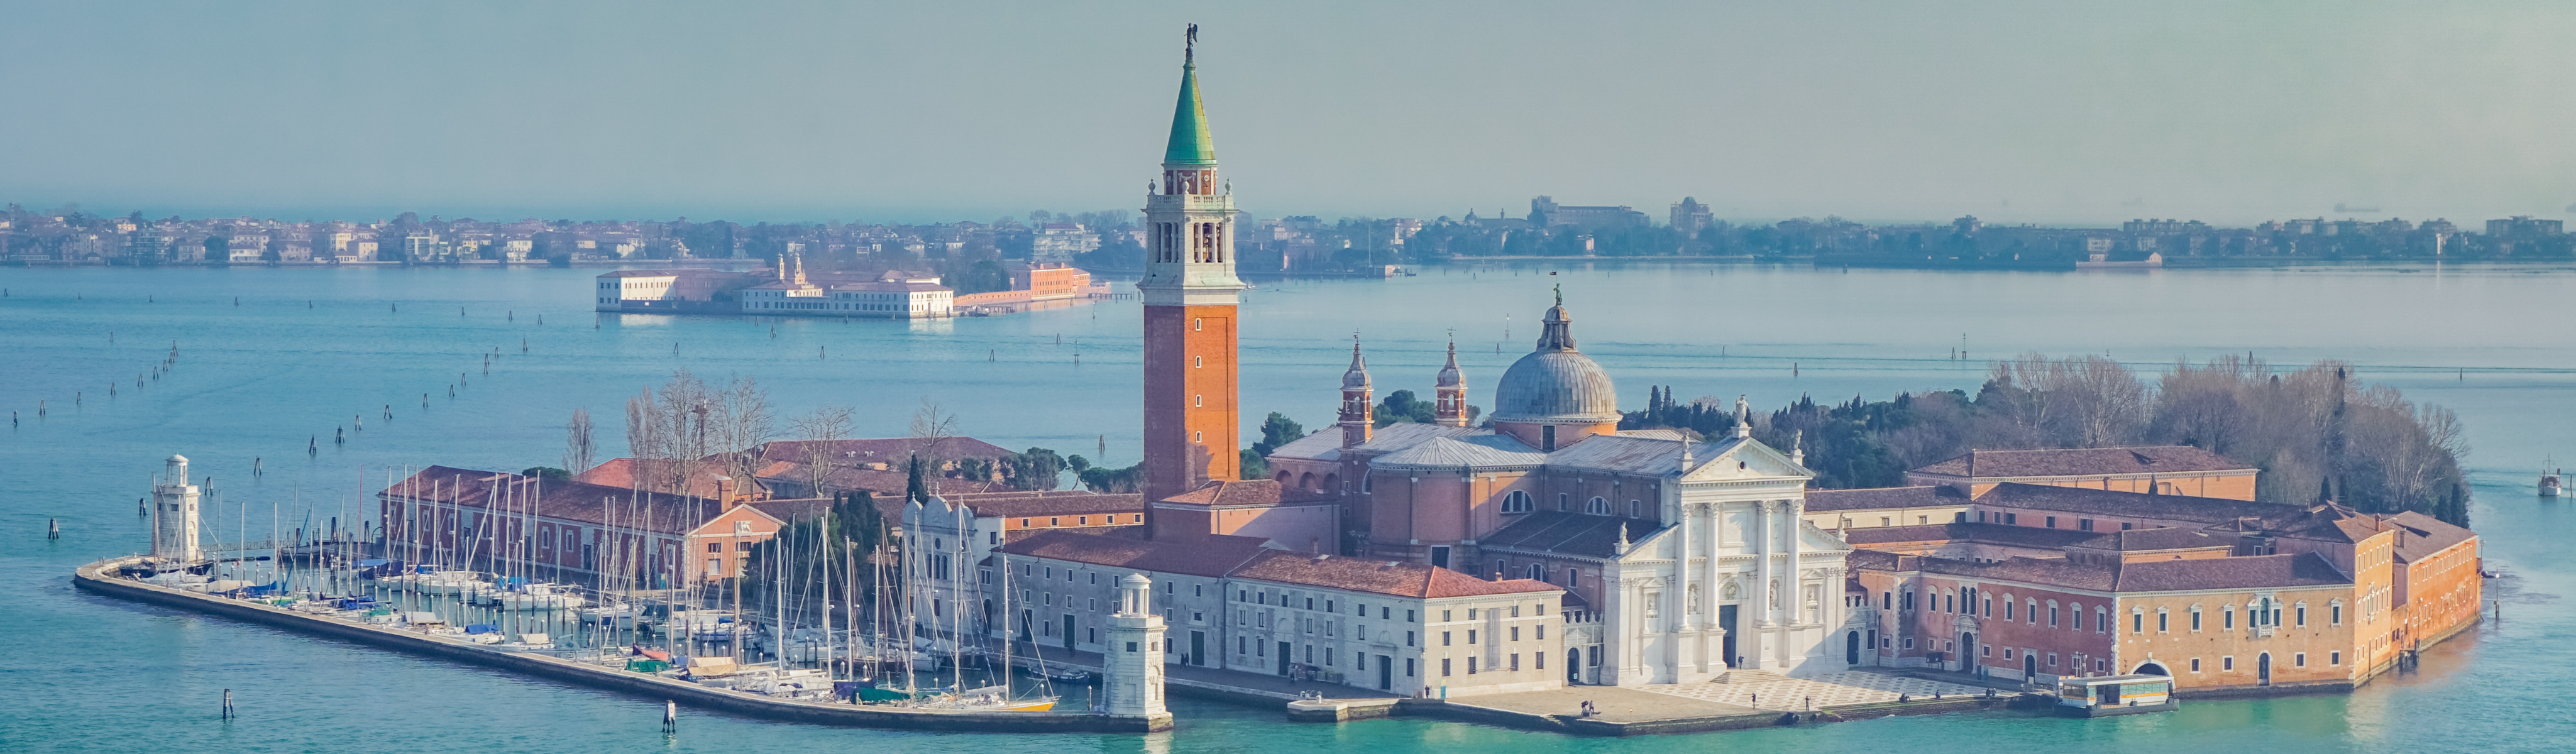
1622, 354, 2472, 526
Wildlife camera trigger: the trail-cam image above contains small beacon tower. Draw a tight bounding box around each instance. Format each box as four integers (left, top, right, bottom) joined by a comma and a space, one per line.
1101, 572, 1174, 729
151, 454, 204, 566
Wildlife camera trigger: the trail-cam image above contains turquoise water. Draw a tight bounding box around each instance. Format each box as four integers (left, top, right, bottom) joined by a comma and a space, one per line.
3, 263, 2571, 753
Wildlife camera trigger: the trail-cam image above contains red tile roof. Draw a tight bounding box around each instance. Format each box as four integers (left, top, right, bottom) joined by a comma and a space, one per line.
997, 530, 1275, 578
2387, 511, 2476, 564
2069, 527, 2233, 552
1231, 550, 1563, 599
1913, 445, 2256, 478
1842, 522, 2100, 549
1973, 483, 2299, 524
380, 466, 715, 533
927, 491, 1145, 518
1805, 486, 1966, 513
1155, 479, 1338, 508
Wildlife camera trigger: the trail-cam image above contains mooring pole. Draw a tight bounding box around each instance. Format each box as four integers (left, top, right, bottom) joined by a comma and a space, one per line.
222, 689, 234, 720
663, 700, 677, 733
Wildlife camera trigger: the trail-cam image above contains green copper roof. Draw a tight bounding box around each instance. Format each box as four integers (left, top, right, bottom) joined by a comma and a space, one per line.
1164, 62, 1217, 165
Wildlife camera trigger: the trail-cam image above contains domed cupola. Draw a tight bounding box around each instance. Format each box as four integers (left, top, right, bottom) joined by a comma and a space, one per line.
1491, 288, 1620, 451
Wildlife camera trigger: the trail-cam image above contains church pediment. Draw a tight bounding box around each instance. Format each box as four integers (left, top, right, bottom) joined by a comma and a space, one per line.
1676, 437, 1814, 483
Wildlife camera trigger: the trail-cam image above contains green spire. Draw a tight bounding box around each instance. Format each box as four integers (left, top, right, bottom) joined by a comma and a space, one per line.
1164, 60, 1217, 166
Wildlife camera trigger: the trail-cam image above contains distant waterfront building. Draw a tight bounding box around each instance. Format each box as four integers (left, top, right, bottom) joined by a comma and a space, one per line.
1670, 197, 1713, 237
1530, 196, 1648, 229
1032, 222, 1103, 259
593, 269, 761, 314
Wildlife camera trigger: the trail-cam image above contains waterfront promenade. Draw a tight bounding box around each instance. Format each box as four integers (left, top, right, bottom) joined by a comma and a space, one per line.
72, 556, 1170, 734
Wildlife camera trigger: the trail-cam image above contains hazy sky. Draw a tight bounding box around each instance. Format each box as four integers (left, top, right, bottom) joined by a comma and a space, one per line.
6, 1, 2574, 226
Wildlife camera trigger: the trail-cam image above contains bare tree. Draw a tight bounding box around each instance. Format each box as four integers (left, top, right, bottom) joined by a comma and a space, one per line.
909, 398, 960, 492
564, 408, 596, 474
708, 374, 776, 488
790, 405, 856, 498
651, 369, 712, 496
623, 386, 657, 478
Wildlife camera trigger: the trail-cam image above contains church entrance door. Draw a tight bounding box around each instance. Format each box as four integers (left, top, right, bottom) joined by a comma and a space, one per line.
1719, 604, 1739, 668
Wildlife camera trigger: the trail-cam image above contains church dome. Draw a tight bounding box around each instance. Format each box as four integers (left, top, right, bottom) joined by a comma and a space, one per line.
1490, 294, 1619, 425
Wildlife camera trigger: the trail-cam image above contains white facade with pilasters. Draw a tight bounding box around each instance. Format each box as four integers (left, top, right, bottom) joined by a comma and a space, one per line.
1600, 435, 1852, 685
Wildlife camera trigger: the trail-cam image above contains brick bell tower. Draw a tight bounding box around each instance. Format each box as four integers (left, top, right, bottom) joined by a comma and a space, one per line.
1140, 23, 1246, 507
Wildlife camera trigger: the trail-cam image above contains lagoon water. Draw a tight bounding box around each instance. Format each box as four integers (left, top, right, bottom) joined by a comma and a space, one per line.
3, 262, 2573, 753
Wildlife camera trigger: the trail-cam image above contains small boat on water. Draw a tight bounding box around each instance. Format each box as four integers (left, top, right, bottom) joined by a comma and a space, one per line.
2541, 467, 2562, 498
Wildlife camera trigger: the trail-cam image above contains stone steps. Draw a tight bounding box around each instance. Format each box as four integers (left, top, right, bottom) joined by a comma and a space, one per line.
1714, 668, 1786, 684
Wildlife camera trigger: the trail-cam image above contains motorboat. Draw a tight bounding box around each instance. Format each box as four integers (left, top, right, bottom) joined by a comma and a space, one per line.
580, 602, 636, 626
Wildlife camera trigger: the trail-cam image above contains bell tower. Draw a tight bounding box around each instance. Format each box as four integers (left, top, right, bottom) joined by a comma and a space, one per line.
1339, 338, 1373, 447
1140, 23, 1246, 505
1434, 339, 1469, 427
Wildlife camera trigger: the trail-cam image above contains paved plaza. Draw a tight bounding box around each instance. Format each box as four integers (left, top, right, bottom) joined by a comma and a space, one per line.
1638, 670, 1991, 711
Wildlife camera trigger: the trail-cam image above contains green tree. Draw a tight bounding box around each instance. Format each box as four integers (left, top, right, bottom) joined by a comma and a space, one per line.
1251, 412, 1306, 456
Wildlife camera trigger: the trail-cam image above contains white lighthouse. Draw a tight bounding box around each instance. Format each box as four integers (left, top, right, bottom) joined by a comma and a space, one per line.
1099, 572, 1172, 728
151, 454, 204, 565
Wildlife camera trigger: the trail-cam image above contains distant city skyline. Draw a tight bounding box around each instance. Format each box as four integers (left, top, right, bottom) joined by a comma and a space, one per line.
6, 2, 2575, 226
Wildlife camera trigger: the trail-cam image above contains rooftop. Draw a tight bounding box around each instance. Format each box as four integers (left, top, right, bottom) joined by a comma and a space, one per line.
1913, 445, 2257, 478
1479, 511, 1661, 560
1805, 486, 1966, 513
1230, 550, 1562, 599
1973, 483, 2299, 525
998, 530, 1273, 578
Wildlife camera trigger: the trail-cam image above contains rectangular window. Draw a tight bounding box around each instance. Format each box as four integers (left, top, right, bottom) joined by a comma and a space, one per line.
1468, 630, 1478, 645
1442, 631, 1451, 647
2005, 513, 2018, 525
2332, 604, 2343, 625
1407, 658, 1416, 677
2191, 658, 2202, 672
2192, 610, 2203, 631
2296, 653, 2307, 667
2133, 613, 2144, 633
1509, 626, 1520, 642
1536, 652, 1544, 670
2158, 612, 2168, 633
1510, 654, 1520, 671
2224, 608, 2235, 629
2045, 516, 2057, 528
1407, 631, 1415, 647
2223, 656, 2235, 671
1441, 658, 1451, 677
2079, 518, 2093, 532
2297, 606, 2308, 627
2331, 651, 2342, 665
1467, 657, 1478, 674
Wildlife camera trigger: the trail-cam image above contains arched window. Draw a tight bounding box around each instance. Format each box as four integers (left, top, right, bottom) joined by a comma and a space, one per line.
1585, 496, 1610, 515
1500, 490, 1534, 513
1527, 563, 1546, 581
